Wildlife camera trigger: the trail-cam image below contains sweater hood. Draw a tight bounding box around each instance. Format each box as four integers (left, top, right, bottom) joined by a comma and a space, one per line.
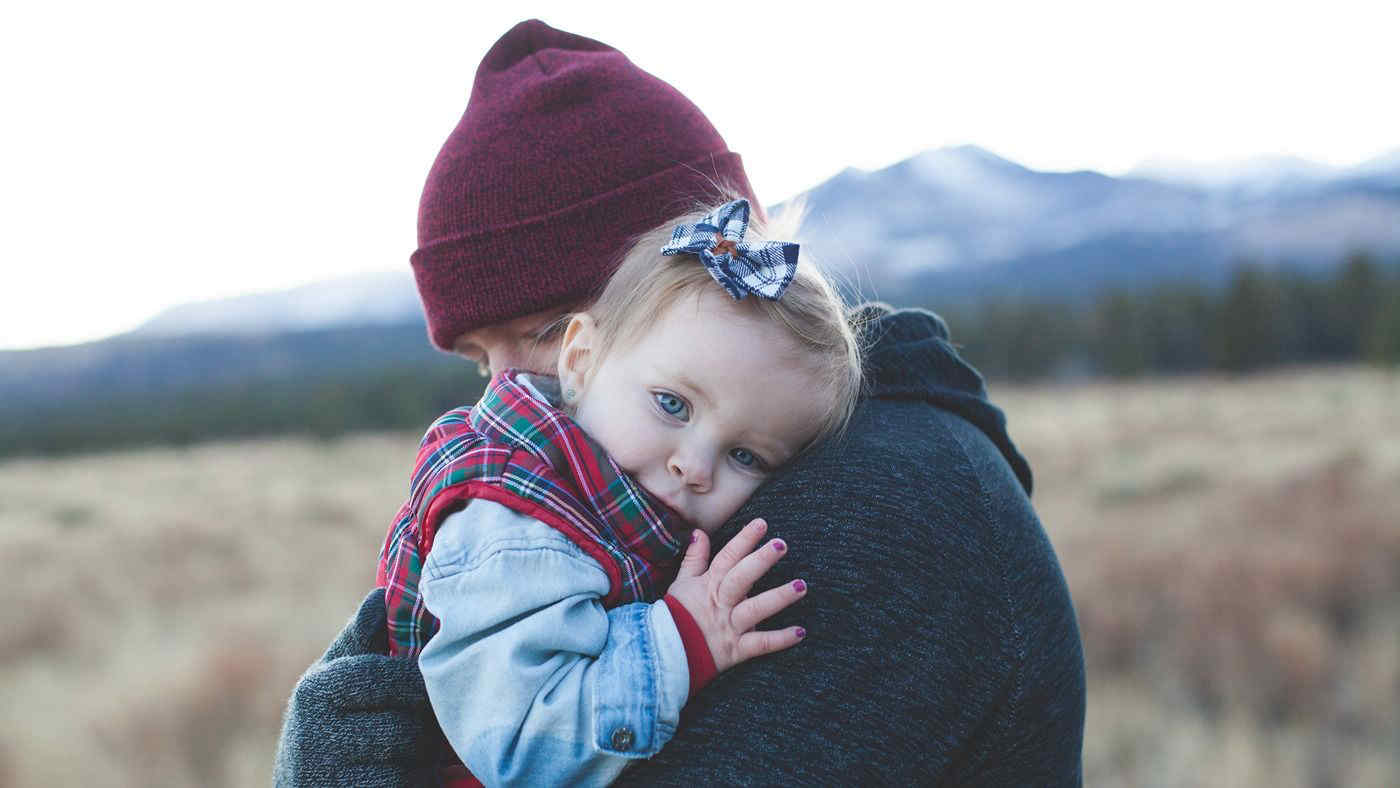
855, 303, 1033, 495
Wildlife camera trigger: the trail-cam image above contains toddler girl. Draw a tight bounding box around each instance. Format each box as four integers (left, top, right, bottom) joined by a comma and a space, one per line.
377, 197, 861, 786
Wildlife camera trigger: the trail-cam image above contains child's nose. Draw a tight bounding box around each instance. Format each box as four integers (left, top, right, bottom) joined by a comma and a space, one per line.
668, 450, 712, 493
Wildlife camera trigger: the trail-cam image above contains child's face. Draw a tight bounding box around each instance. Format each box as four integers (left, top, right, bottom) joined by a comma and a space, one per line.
560, 289, 830, 535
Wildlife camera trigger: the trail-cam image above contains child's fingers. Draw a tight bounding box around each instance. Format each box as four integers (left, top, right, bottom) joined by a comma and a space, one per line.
707, 518, 767, 577
675, 529, 710, 579
732, 578, 807, 633
737, 625, 807, 662
717, 536, 788, 607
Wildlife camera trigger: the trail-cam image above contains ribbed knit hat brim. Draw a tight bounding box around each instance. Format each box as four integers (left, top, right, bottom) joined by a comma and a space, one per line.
413, 152, 753, 350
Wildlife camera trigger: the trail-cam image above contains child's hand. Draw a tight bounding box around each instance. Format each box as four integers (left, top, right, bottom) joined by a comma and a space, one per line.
665, 518, 808, 674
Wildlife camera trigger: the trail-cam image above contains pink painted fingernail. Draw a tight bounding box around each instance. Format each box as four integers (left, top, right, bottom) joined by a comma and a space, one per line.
792, 579, 807, 593
795, 627, 807, 639
772, 539, 786, 553
690, 530, 699, 543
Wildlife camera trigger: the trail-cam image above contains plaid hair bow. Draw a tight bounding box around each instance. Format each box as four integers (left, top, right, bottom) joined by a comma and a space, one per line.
660, 198, 799, 300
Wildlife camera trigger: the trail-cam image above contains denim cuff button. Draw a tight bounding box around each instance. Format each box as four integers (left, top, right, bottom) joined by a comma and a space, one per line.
610, 726, 635, 751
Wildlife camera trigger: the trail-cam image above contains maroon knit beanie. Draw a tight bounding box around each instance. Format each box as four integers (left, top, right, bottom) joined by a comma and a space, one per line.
411, 19, 761, 350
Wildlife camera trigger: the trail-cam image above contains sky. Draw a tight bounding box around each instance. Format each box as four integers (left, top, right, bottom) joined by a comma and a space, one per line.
2, 0, 1396, 350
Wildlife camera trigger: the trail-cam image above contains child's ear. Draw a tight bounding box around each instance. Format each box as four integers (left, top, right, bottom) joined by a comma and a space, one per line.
557, 314, 597, 394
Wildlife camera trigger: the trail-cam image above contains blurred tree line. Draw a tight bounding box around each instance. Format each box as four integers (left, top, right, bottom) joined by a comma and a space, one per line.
2, 253, 1396, 459
0, 363, 488, 460
939, 253, 1400, 382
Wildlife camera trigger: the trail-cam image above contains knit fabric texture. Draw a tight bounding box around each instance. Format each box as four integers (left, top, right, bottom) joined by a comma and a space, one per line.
273, 589, 444, 787
377, 369, 686, 658
411, 19, 759, 349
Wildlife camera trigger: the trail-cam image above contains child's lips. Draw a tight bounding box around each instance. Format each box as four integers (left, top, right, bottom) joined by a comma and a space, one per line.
635, 478, 694, 530
658, 494, 686, 518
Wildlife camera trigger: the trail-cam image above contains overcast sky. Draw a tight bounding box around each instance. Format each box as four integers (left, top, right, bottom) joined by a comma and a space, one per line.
2, 0, 1396, 350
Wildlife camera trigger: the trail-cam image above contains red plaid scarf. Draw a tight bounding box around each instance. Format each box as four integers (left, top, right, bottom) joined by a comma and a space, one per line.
377, 370, 688, 658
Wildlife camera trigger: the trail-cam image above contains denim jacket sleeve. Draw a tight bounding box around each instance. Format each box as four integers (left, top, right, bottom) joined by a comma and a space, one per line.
418, 499, 691, 787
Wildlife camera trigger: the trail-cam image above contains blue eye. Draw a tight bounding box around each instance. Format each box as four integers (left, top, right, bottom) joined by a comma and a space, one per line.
729, 448, 765, 469
653, 392, 689, 420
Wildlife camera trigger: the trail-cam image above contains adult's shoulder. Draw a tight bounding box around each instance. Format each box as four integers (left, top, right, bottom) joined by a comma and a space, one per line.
760, 393, 1038, 602
612, 306, 1085, 784
769, 298, 1041, 572
850, 397, 1051, 578
854, 302, 1034, 493
617, 397, 1085, 784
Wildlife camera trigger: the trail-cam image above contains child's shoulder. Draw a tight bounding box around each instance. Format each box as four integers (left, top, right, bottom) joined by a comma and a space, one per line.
420, 403, 476, 433
406, 405, 482, 484
419, 404, 475, 445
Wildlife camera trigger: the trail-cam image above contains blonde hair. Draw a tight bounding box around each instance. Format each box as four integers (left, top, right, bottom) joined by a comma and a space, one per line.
586, 197, 863, 449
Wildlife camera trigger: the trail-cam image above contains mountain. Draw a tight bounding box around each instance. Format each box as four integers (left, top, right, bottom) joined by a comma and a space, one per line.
134, 271, 422, 337
790, 145, 1400, 305
1345, 150, 1400, 187
0, 321, 484, 458
0, 321, 442, 409
5, 145, 1398, 456
96, 145, 1400, 338
1128, 154, 1338, 190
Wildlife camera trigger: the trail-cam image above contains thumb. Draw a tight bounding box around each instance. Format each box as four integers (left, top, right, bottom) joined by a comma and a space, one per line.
676, 529, 710, 579
322, 588, 390, 662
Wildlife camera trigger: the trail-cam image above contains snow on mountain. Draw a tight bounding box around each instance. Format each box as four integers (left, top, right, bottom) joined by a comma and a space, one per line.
1129, 154, 1339, 190
1344, 149, 1400, 186
797, 146, 1216, 281
134, 270, 422, 337
789, 145, 1400, 298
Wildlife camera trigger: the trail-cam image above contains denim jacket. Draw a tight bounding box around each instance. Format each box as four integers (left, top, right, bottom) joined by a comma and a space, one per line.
419, 498, 691, 787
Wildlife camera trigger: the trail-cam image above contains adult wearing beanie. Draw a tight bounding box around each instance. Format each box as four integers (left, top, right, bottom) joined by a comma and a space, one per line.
275, 19, 1085, 787
411, 18, 758, 354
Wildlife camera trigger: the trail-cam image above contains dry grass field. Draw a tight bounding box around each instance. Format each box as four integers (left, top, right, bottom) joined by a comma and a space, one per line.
1, 366, 1396, 786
